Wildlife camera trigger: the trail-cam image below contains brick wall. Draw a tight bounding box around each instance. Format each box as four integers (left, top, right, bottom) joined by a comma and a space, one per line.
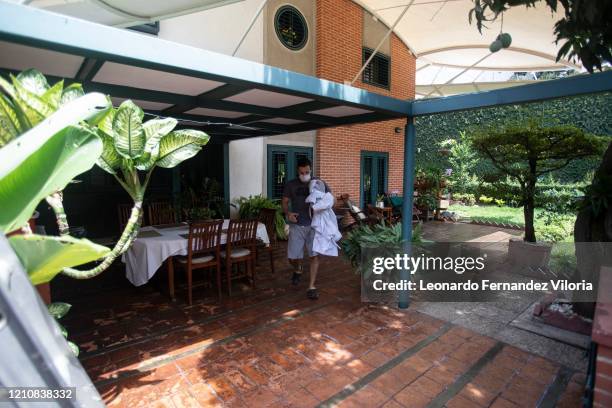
315, 0, 415, 202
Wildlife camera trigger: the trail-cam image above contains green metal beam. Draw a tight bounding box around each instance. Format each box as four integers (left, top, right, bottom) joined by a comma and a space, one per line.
411, 71, 612, 116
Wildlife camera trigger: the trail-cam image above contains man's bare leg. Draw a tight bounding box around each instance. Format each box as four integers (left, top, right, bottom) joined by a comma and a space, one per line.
308, 256, 319, 288
289, 258, 303, 274
289, 258, 303, 285
307, 256, 319, 299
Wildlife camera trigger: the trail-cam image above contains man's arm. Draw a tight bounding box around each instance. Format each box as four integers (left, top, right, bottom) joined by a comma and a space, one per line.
282, 196, 298, 223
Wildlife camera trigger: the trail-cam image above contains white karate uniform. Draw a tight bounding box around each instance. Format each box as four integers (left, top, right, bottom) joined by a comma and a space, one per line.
305, 183, 342, 256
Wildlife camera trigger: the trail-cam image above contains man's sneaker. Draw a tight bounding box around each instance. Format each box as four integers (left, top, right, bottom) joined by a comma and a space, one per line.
307, 288, 319, 300
291, 272, 302, 286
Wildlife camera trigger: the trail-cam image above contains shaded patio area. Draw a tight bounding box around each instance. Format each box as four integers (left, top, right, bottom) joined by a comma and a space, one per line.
55, 223, 586, 407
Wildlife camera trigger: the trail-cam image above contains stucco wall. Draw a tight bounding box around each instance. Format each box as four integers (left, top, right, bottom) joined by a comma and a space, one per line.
263, 0, 316, 76
158, 0, 264, 62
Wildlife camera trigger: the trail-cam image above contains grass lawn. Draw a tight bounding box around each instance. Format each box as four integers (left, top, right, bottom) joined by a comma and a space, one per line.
448, 204, 576, 242
448, 204, 534, 226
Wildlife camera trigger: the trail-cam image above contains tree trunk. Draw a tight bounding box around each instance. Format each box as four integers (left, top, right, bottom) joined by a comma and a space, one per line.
523, 198, 536, 242
523, 178, 537, 242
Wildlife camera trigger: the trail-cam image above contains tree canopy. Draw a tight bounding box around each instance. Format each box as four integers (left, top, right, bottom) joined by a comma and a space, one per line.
471, 120, 606, 241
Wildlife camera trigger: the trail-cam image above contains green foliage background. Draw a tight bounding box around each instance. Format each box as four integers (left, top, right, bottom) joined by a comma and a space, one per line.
415, 93, 612, 182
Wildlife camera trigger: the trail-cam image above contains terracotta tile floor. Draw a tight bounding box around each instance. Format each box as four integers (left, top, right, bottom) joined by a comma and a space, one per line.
55, 223, 586, 407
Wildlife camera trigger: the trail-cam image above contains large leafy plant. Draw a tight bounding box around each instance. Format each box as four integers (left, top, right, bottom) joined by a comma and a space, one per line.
62, 100, 210, 278
232, 195, 287, 240
0, 69, 210, 283
0, 70, 112, 284
341, 222, 423, 271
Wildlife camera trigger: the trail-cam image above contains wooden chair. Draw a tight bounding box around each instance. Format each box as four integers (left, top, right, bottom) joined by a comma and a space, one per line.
339, 194, 379, 230
148, 201, 176, 225
174, 220, 223, 305
256, 208, 277, 275
117, 203, 132, 234
221, 219, 258, 296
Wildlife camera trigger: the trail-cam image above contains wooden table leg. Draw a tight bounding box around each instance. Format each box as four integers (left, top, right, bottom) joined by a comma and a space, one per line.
167, 256, 175, 301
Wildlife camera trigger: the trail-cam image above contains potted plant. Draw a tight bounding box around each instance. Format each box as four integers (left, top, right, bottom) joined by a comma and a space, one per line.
471, 120, 606, 269
415, 193, 436, 221
376, 194, 385, 209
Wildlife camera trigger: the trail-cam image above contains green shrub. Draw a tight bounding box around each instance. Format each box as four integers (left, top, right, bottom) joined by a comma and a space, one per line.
495, 198, 505, 207
341, 223, 423, 272
479, 195, 493, 204
453, 178, 585, 209
232, 195, 287, 240
452, 193, 476, 206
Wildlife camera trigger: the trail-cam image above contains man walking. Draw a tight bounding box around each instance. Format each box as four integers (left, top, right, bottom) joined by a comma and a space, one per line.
282, 157, 331, 299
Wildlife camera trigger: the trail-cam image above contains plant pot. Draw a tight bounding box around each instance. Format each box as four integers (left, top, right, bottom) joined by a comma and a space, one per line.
508, 238, 552, 278
376, 201, 385, 209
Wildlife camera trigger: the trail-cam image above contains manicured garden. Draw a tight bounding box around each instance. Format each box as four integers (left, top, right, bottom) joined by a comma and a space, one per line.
413, 114, 608, 245
448, 202, 577, 242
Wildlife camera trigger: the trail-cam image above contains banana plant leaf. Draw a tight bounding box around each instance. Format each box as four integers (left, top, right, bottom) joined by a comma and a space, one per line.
8, 234, 110, 285
0, 93, 110, 233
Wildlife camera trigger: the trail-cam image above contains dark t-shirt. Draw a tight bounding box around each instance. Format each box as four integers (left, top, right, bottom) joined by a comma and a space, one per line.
282, 178, 331, 226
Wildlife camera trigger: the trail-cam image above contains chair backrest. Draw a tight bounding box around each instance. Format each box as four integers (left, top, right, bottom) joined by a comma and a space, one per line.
226, 219, 258, 249
345, 199, 368, 221
257, 208, 277, 244
117, 203, 132, 234
148, 201, 176, 225
188, 220, 223, 259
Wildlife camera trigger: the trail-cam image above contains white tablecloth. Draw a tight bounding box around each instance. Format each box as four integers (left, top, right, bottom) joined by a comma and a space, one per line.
122, 220, 269, 286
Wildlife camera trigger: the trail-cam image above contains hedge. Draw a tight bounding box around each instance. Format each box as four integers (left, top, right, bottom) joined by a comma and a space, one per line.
415, 92, 612, 182
451, 180, 585, 209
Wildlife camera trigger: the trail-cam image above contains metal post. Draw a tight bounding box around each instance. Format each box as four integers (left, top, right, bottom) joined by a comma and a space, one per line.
399, 117, 416, 309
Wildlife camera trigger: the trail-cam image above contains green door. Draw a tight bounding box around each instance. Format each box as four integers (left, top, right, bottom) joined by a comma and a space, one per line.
267, 145, 313, 199
360, 151, 388, 207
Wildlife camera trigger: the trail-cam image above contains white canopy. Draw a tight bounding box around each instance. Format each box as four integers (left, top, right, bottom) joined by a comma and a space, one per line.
356, 0, 581, 97
21, 0, 582, 97
17, 0, 243, 27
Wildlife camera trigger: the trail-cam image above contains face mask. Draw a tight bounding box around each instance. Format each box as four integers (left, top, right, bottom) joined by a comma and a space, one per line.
299, 173, 311, 183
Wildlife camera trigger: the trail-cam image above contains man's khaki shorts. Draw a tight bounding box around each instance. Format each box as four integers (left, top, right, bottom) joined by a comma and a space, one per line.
287, 224, 315, 259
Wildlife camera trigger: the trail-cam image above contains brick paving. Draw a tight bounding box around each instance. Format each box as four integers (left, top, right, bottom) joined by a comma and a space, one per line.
55, 223, 586, 407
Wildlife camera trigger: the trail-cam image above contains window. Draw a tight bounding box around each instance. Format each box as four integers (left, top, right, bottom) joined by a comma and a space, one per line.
362, 47, 390, 88
267, 145, 313, 199
361, 151, 388, 207
274, 6, 308, 50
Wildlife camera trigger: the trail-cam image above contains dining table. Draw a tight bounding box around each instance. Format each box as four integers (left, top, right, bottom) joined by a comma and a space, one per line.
122, 219, 269, 298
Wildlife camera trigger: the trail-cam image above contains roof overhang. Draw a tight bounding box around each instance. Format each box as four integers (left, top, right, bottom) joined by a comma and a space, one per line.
0, 1, 411, 141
